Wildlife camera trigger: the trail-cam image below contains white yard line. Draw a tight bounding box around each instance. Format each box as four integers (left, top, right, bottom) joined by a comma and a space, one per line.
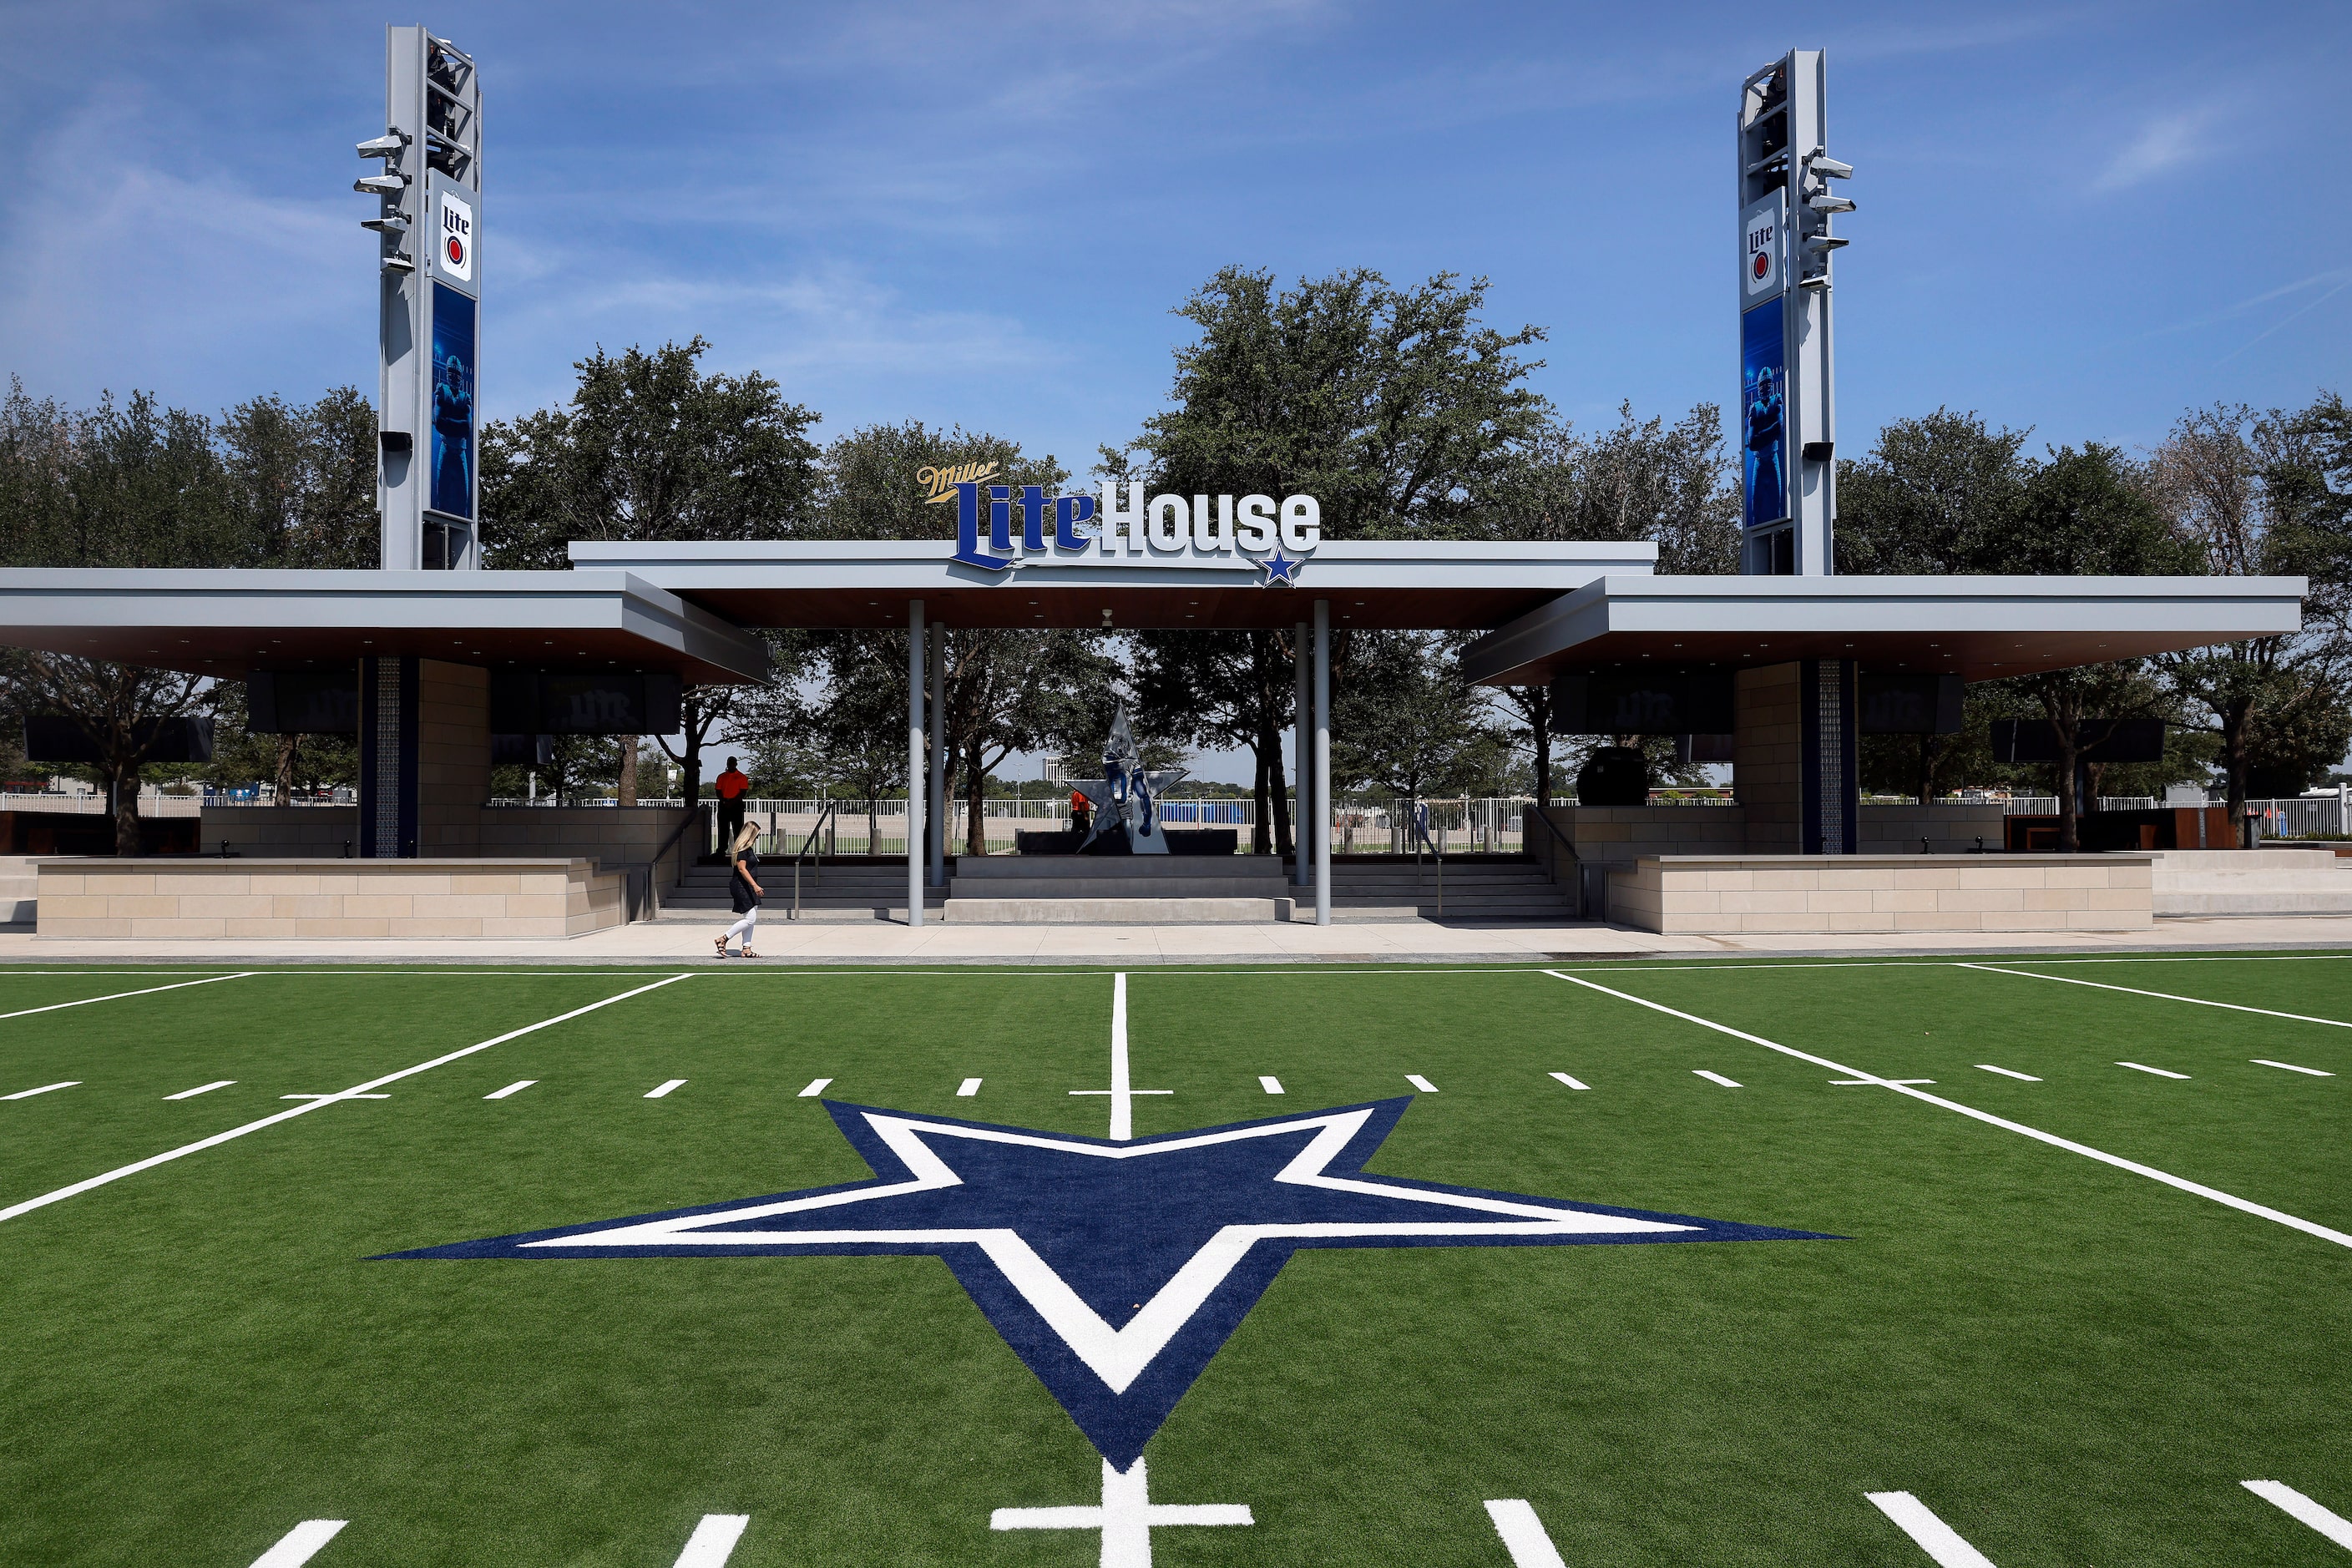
1549, 1072, 1590, 1090
165, 1080, 236, 1100
1975, 1065, 2041, 1081
958, 1077, 983, 1097
797, 1077, 832, 1098
1110, 974, 1132, 1138
1065, 974, 1171, 1139
645, 1079, 687, 1099
2117, 1062, 2191, 1080
1865, 1492, 2000, 1567
3, 1080, 78, 1100
1545, 970, 2352, 1253
2243, 1480, 2352, 1549
1484, 1500, 1569, 1568
1962, 962, 2352, 1029
2253, 1059, 2333, 1076
1693, 1070, 1743, 1088
0, 974, 692, 1227
0, 971, 255, 1022
484, 1080, 536, 1099
247, 1520, 348, 1567
1406, 1075, 1440, 1093
1258, 1075, 1285, 1095
670, 1514, 751, 1567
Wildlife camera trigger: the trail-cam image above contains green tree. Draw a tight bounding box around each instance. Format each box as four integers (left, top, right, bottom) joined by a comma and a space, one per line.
1331, 633, 1509, 804
482, 337, 822, 805
1107, 267, 1547, 825
1115, 266, 1550, 541
1833, 408, 2031, 576
1482, 402, 1739, 799
1997, 444, 2197, 847
0, 383, 248, 851
215, 386, 377, 800
1130, 630, 1297, 855
790, 423, 1117, 856
2152, 398, 2352, 820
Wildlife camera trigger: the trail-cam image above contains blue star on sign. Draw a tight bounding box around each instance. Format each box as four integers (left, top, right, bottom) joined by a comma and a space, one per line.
1258, 547, 1302, 586
383, 1099, 1831, 1466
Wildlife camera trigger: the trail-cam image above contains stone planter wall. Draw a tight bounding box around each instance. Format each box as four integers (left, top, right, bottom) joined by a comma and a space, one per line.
1605, 853, 2153, 934
34, 857, 625, 940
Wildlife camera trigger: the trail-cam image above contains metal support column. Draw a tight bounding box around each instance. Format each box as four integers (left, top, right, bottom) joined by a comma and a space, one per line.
928, 625, 946, 886
1293, 621, 1310, 888
907, 602, 925, 927
1313, 599, 1331, 926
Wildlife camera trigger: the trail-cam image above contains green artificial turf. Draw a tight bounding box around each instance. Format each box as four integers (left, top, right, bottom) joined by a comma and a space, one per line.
0, 958, 2347, 1565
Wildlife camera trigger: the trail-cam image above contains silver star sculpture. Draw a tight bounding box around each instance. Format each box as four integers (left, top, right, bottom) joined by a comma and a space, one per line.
1069, 706, 1186, 855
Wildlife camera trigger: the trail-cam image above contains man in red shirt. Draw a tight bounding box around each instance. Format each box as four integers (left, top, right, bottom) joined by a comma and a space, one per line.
714, 756, 751, 852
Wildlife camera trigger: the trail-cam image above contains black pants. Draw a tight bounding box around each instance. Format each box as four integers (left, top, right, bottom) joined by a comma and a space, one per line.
716, 797, 746, 850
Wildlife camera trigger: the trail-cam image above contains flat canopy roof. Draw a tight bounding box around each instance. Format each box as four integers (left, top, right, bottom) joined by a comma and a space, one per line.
565, 539, 1661, 630
0, 558, 2302, 694
0, 569, 771, 683
1459, 574, 2308, 686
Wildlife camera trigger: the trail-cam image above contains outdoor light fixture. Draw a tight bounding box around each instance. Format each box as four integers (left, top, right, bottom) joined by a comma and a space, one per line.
353, 173, 408, 195
361, 215, 410, 235
1806, 154, 1854, 180
1807, 193, 1856, 214
356, 132, 410, 159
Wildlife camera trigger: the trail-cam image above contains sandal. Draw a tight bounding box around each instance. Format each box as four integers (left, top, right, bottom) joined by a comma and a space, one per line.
713, 937, 729, 957
738, 949, 759, 959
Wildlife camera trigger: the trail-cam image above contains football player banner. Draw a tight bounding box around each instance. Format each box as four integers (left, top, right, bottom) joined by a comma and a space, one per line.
1741, 298, 1788, 530
428, 285, 477, 521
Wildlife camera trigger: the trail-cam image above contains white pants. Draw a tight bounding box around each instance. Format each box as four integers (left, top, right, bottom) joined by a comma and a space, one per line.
723, 907, 758, 947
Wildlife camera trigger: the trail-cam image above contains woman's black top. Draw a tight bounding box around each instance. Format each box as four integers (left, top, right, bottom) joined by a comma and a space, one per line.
731, 848, 762, 913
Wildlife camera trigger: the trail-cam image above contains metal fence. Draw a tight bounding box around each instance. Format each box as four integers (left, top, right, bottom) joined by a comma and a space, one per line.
1949, 794, 2351, 840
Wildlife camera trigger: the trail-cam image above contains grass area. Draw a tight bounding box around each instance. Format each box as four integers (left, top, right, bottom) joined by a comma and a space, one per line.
0, 958, 2348, 1565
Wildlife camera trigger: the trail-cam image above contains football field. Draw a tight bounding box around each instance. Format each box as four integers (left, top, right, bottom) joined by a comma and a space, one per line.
2, 955, 2349, 1566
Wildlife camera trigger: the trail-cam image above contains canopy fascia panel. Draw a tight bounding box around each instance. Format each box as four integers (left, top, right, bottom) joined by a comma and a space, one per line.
0, 569, 771, 684
1459, 574, 2309, 687
565, 539, 1662, 630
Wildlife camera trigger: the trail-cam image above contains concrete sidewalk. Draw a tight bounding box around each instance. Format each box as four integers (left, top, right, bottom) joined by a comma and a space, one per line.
3, 914, 2351, 965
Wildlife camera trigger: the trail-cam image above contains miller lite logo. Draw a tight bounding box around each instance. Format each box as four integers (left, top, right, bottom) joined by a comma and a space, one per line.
1741, 194, 1780, 298
438, 191, 475, 283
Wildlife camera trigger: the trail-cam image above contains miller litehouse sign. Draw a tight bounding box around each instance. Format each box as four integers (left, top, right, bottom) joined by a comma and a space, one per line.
919, 465, 1318, 585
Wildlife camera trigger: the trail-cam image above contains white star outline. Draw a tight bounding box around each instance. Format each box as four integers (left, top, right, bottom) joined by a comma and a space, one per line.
520, 1105, 1696, 1394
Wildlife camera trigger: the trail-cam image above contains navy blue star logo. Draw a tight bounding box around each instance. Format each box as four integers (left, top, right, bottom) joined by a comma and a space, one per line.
385, 1099, 1828, 1466
1258, 547, 1302, 586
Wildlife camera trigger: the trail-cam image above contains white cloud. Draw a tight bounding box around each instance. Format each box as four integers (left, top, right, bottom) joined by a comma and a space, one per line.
0, 89, 373, 407
2093, 105, 2223, 191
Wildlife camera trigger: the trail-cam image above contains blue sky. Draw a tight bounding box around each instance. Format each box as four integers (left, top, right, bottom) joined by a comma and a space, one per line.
3, 0, 2346, 477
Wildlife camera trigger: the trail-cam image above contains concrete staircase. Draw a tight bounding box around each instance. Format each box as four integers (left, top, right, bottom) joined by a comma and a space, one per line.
947, 856, 1292, 924
2152, 847, 2352, 916
655, 857, 944, 923
650, 853, 1581, 925
1323, 856, 1579, 922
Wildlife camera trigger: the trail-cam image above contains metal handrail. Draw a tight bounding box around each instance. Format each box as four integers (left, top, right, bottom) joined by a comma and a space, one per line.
1409, 800, 1444, 917
790, 802, 839, 922
1523, 804, 1585, 919
649, 803, 706, 892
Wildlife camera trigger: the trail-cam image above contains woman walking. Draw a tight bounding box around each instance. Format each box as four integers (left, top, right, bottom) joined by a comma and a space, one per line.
716, 822, 763, 959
